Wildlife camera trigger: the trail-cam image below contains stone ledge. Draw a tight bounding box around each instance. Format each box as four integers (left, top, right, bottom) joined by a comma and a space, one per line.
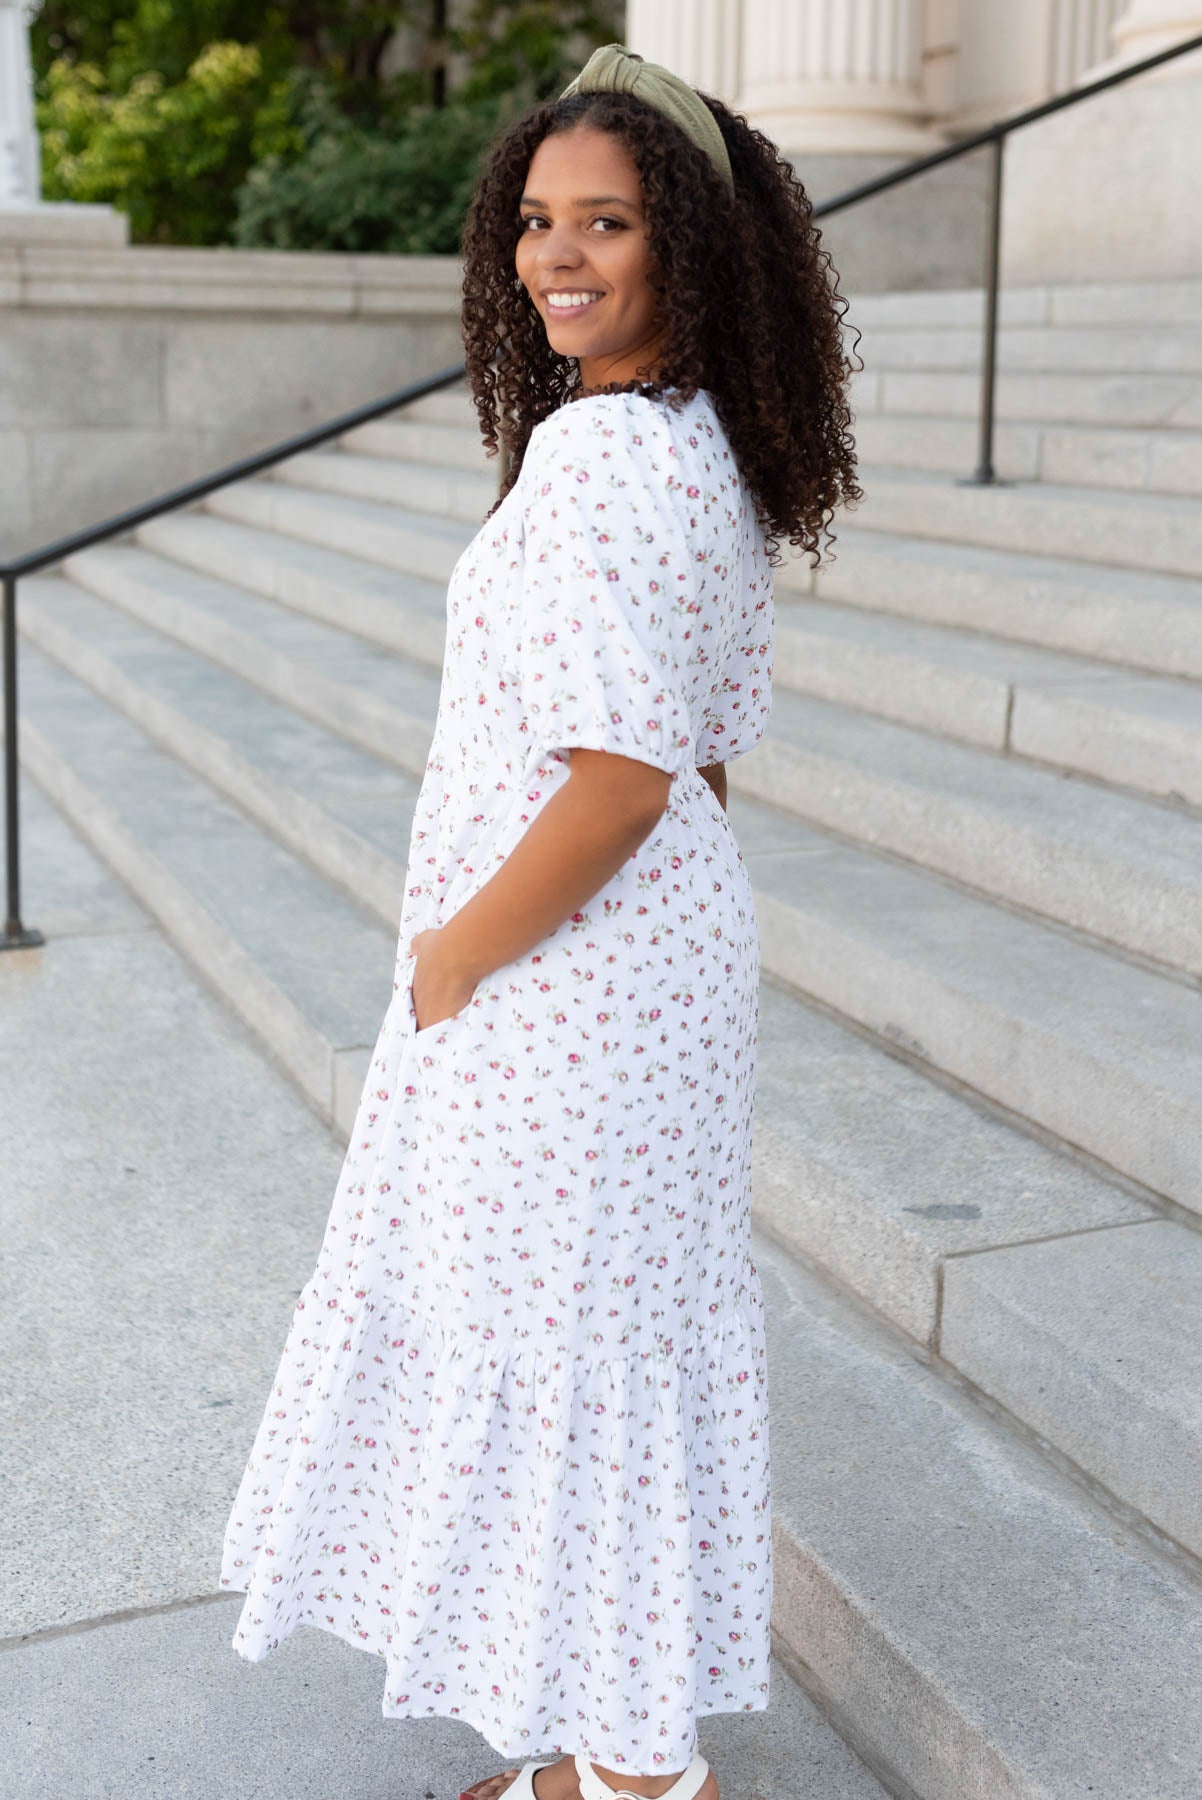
0, 242, 464, 316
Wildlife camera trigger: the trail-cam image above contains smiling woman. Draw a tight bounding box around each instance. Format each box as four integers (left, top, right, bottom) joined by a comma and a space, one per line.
514, 132, 668, 390
220, 40, 860, 1800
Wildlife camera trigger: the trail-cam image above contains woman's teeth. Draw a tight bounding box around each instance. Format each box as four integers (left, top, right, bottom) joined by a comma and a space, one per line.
546, 291, 603, 311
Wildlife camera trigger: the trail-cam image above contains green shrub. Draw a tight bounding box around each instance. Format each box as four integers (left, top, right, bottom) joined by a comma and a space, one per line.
232, 75, 517, 253
37, 39, 272, 244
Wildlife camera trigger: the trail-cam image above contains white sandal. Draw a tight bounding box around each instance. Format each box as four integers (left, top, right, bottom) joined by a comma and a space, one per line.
480, 1750, 710, 1800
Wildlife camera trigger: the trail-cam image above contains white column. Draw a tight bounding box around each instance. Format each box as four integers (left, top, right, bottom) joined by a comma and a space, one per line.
1087, 0, 1202, 71
0, 0, 126, 241
625, 0, 742, 99
736, 0, 943, 154
0, 0, 40, 204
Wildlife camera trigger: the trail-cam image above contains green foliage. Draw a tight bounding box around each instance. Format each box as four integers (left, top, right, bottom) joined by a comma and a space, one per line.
36, 40, 274, 243
232, 73, 518, 253
450, 0, 624, 104
28, 0, 624, 250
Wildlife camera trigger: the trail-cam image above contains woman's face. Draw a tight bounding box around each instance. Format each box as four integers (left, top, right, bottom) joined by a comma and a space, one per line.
515, 122, 668, 390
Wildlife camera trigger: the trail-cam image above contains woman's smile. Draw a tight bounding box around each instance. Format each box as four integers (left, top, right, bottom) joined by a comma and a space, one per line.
542, 288, 605, 316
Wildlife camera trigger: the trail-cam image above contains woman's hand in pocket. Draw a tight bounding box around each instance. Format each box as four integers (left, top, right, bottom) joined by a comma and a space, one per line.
407, 927, 479, 1032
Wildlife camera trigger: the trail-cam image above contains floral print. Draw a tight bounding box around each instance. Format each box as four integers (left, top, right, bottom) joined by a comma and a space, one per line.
220, 388, 776, 1772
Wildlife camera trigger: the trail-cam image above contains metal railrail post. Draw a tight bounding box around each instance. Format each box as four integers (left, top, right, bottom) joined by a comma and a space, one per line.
962, 133, 1008, 487
2, 571, 43, 950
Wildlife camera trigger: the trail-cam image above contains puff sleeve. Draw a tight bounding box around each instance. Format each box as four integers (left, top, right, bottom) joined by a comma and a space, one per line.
514, 396, 697, 779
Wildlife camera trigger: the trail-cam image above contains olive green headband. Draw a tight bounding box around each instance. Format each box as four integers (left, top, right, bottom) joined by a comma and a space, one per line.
559, 42, 735, 197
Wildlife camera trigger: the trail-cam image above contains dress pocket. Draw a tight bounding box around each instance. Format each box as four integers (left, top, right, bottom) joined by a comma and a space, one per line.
400, 950, 477, 1046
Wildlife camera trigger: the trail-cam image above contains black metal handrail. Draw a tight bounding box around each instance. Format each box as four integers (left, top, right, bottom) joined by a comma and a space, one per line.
4, 29, 1201, 949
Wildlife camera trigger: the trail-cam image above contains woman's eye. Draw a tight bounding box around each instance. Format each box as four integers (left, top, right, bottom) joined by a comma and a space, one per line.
518, 214, 625, 232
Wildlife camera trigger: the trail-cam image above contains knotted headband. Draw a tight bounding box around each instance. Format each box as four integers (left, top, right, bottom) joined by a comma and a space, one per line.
559, 42, 735, 197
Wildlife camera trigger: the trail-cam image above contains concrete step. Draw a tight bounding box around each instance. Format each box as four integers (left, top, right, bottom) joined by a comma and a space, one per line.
853, 366, 1202, 430
264, 444, 496, 524
426, 358, 1202, 437
853, 412, 1202, 496
345, 396, 1202, 502
58, 540, 441, 772
846, 463, 1202, 579
941, 1216, 1202, 1563
846, 278, 1202, 331
51, 517, 1202, 965
852, 322, 1202, 375
136, 473, 1202, 813
133, 508, 448, 667
738, 792, 1202, 1216
773, 595, 1202, 806
19, 576, 412, 927
16, 647, 396, 1130
748, 685, 1202, 975
755, 1223, 1202, 1799
802, 528, 1202, 683
751, 985, 1202, 1563
198, 476, 468, 583
136, 498, 1202, 808
394, 363, 1202, 453
342, 412, 493, 472
207, 446, 1202, 732
397, 385, 477, 428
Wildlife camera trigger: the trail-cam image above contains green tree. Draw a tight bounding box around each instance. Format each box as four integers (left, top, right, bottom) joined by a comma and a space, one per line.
30, 1, 623, 250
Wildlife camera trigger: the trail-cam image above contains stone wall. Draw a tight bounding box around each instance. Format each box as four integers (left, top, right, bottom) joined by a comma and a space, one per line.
0, 246, 464, 561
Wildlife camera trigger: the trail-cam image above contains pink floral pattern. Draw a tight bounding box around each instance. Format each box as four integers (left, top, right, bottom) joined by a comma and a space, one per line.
220, 388, 776, 1772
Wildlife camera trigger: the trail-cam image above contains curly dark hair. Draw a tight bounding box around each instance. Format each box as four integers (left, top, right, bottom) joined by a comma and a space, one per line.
459, 85, 862, 567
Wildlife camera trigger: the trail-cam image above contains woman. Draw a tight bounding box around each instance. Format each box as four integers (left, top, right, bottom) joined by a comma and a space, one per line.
220, 42, 859, 1800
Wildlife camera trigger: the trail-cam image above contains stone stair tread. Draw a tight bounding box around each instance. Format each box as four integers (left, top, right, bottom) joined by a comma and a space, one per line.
339, 412, 493, 473
778, 589, 1176, 684
17, 647, 396, 1050
852, 412, 1202, 494
765, 681, 1202, 897
20, 576, 419, 866
857, 458, 1202, 525
753, 980, 1154, 1343
139, 508, 451, 625
61, 540, 445, 720
755, 1223, 1202, 1798
739, 793, 1202, 1210
265, 445, 496, 522
846, 277, 1202, 329
865, 368, 1202, 430
810, 518, 1202, 597
801, 524, 1202, 679
941, 1218, 1202, 1558
757, 982, 1202, 1555
826, 466, 1202, 583
206, 475, 475, 547
200, 475, 473, 582
852, 322, 1202, 374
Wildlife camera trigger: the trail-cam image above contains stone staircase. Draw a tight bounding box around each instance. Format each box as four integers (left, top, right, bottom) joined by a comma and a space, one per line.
15, 275, 1202, 1797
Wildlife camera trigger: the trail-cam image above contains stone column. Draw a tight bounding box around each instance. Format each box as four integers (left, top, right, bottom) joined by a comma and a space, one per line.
1105, 0, 1202, 62
0, 0, 40, 203
0, 0, 126, 241
736, 0, 943, 154
624, 0, 742, 97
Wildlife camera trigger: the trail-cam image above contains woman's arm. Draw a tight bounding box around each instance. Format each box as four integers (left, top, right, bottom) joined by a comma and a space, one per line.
410, 747, 671, 1028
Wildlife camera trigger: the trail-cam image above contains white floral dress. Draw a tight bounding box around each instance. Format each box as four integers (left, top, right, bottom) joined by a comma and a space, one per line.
220, 386, 776, 1774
